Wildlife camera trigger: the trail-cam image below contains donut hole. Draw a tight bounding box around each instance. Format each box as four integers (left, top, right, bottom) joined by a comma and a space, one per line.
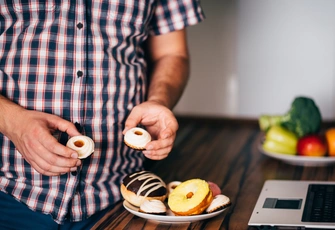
186, 192, 194, 199
74, 140, 85, 148
134, 130, 143, 136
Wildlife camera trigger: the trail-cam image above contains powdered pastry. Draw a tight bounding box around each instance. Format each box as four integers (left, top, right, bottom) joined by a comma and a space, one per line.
206, 194, 231, 213
139, 199, 167, 215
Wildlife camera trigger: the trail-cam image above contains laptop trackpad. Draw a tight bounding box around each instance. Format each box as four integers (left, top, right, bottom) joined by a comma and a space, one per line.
263, 198, 303, 209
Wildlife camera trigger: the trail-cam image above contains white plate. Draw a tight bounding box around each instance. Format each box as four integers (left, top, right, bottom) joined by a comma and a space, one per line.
259, 144, 335, 166
123, 200, 228, 223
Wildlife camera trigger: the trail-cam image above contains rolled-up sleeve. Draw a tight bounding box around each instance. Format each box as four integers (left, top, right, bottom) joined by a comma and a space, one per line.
149, 0, 205, 35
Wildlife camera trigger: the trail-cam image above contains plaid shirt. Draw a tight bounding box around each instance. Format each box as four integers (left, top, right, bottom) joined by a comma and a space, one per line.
0, 0, 204, 224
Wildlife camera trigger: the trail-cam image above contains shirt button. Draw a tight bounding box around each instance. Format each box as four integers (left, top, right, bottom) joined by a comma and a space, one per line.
77, 22, 83, 29
77, 71, 83, 77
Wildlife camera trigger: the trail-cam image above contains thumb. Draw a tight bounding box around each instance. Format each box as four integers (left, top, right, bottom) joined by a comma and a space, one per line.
123, 114, 141, 134
56, 119, 82, 137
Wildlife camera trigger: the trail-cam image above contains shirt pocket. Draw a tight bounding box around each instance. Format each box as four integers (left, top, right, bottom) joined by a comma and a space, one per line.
12, 1, 58, 12
106, 0, 153, 30
10, 0, 60, 21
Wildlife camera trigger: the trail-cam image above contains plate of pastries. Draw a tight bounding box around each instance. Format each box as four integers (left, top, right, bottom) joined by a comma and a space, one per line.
121, 171, 231, 223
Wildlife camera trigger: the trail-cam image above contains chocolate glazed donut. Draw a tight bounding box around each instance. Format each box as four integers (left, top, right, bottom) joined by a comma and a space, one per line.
120, 171, 167, 207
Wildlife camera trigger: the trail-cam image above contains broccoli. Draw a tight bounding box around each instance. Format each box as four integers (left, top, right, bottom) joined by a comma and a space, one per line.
259, 96, 322, 138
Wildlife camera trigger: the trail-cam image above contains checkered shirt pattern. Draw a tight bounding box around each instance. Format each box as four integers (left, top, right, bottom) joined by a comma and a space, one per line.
0, 0, 204, 224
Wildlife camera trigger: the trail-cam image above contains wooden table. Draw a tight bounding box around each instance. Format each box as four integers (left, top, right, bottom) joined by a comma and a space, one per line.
92, 117, 335, 230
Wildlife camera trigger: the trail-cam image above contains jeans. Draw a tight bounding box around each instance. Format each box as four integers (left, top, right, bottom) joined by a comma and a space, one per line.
0, 191, 111, 230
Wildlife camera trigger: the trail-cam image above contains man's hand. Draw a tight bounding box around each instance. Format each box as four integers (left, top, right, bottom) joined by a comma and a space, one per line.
0, 102, 82, 176
122, 29, 189, 160
123, 101, 178, 160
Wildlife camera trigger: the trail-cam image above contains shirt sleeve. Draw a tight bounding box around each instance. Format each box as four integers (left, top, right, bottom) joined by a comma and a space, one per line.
149, 0, 205, 35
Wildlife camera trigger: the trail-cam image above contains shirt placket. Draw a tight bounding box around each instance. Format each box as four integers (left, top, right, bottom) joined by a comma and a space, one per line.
64, 0, 87, 222
72, 0, 86, 124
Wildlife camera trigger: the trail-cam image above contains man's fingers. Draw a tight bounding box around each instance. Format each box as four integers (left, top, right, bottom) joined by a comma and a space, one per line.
142, 135, 174, 160
28, 152, 79, 176
29, 133, 81, 169
143, 148, 171, 160
52, 117, 82, 137
44, 136, 79, 159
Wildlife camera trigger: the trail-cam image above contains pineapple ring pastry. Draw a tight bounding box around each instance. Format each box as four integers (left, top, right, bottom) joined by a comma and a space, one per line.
168, 179, 213, 216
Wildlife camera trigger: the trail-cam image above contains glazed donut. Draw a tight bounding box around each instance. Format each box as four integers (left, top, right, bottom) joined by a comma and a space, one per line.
168, 179, 213, 216
207, 181, 222, 197
120, 171, 167, 207
124, 127, 151, 150
66, 135, 95, 159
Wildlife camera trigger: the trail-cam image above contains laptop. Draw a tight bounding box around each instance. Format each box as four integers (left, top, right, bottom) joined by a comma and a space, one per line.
248, 180, 335, 229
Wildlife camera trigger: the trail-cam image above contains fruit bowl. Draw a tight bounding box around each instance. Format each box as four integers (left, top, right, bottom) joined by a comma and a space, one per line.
259, 144, 335, 167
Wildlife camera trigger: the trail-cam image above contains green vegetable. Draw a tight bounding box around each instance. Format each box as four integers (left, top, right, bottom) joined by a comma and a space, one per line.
259, 96, 322, 138
263, 125, 298, 155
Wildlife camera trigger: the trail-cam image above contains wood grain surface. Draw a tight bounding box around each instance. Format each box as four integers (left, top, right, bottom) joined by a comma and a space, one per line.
92, 117, 335, 230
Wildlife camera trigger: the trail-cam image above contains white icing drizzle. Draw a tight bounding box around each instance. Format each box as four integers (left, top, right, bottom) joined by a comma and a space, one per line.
126, 171, 166, 198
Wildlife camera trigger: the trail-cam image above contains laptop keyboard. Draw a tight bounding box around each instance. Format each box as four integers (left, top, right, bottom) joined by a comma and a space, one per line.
302, 184, 335, 222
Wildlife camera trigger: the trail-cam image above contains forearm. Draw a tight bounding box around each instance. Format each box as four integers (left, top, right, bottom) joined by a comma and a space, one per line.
145, 29, 190, 109
0, 95, 25, 137
147, 54, 189, 109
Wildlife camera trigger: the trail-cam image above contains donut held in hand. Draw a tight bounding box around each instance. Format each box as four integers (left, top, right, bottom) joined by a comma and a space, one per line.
120, 171, 167, 207
66, 135, 95, 159
124, 127, 151, 150
168, 179, 213, 216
